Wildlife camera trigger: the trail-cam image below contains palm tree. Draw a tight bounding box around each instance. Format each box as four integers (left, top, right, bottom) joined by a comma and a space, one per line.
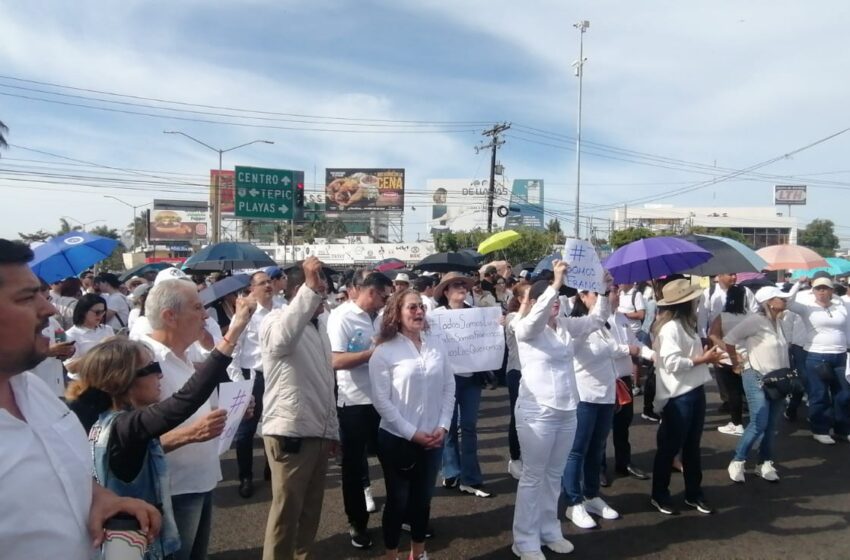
0, 120, 8, 152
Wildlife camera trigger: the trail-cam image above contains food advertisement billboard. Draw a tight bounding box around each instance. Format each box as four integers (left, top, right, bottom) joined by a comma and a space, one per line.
210, 170, 236, 215
325, 168, 404, 212
150, 199, 209, 242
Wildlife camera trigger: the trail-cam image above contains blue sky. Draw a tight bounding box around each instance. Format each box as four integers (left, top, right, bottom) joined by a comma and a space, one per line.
2, 0, 850, 243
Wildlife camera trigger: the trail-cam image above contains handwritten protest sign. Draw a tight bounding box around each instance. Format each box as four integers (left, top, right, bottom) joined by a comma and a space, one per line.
217, 380, 254, 455
427, 307, 504, 374
563, 238, 605, 292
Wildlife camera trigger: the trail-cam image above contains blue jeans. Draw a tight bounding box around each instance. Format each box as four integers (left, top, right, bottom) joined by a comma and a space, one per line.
562, 401, 614, 505
787, 344, 808, 413
506, 369, 522, 461
804, 351, 850, 436
171, 491, 213, 560
651, 386, 706, 503
442, 374, 483, 485
734, 369, 783, 462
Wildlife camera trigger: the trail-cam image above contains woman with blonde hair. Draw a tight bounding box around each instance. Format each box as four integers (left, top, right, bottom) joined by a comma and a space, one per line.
369, 289, 455, 560
66, 296, 255, 559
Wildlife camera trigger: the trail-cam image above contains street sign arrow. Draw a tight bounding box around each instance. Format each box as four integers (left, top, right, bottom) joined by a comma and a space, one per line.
278, 204, 289, 214
282, 176, 291, 186
249, 188, 260, 197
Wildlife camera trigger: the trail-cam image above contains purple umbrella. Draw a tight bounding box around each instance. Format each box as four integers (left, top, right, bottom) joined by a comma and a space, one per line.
602, 237, 711, 283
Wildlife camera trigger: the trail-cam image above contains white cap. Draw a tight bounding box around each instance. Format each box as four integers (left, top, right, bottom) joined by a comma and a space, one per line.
394, 273, 410, 284
519, 269, 529, 279
812, 277, 834, 289
755, 286, 792, 304
154, 267, 191, 286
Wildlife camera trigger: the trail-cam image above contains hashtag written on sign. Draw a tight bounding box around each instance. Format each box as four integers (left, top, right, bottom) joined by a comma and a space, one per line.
569, 244, 587, 261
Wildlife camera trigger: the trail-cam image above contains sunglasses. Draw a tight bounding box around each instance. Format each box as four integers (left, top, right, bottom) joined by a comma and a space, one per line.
90, 308, 106, 316
135, 362, 163, 378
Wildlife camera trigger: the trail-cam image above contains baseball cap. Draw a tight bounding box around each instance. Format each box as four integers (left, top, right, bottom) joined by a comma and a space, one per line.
755, 286, 792, 304
812, 277, 834, 289
154, 267, 192, 286
265, 266, 284, 279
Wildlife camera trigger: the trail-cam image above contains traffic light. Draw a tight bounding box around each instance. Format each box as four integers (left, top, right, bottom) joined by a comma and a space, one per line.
294, 171, 305, 221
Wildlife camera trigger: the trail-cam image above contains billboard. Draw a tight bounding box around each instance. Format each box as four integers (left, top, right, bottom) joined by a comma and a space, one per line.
325, 168, 405, 212
774, 185, 807, 206
210, 170, 236, 215
427, 178, 510, 233
505, 179, 545, 230
150, 199, 209, 242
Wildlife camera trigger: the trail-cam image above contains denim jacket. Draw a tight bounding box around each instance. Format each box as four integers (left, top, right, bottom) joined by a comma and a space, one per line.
90, 410, 181, 559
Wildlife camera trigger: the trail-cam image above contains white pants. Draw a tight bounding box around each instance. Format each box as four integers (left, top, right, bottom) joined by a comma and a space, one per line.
512, 400, 577, 553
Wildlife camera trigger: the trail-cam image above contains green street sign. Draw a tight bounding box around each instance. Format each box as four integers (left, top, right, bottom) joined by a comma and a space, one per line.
234, 166, 295, 220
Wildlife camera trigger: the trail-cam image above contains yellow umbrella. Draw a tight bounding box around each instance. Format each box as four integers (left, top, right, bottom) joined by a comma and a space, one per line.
478, 230, 521, 255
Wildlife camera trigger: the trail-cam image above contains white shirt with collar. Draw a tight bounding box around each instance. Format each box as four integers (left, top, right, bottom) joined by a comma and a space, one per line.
0, 372, 93, 559
64, 324, 115, 368
32, 316, 67, 397
572, 324, 629, 404
105, 291, 131, 330
327, 300, 380, 407
618, 286, 646, 333
422, 295, 438, 313
233, 301, 277, 374
139, 334, 221, 496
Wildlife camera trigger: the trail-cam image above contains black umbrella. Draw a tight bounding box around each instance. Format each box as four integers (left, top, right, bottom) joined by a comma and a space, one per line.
199, 274, 251, 307
679, 234, 768, 277
119, 262, 174, 283
458, 248, 485, 263
415, 252, 480, 273
281, 262, 339, 282
183, 242, 275, 272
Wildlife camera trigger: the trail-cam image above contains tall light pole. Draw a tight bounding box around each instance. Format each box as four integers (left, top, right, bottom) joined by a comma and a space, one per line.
163, 131, 274, 243
572, 19, 590, 239
103, 195, 150, 250
62, 216, 105, 232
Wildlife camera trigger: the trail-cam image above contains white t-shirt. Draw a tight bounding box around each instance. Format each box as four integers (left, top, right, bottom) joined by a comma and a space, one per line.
32, 316, 66, 398
618, 287, 646, 333
105, 291, 131, 330
0, 372, 93, 559
327, 301, 380, 406
64, 324, 115, 367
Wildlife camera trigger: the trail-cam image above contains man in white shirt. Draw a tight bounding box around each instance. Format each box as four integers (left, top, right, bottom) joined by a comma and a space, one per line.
142, 279, 231, 560
617, 282, 646, 333
0, 239, 160, 559
327, 271, 394, 549
413, 276, 438, 312
95, 272, 131, 331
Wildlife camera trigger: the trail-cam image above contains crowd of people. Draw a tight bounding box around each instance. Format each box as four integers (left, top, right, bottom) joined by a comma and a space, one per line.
3, 235, 850, 560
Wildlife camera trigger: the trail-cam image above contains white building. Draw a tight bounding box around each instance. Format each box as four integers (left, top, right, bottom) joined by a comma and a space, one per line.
611, 205, 797, 248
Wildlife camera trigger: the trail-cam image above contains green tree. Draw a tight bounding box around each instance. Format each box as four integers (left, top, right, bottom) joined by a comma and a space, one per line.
798, 219, 839, 257
546, 219, 566, 245
435, 228, 559, 265
302, 216, 348, 243
89, 225, 126, 272
610, 227, 655, 249
18, 229, 53, 243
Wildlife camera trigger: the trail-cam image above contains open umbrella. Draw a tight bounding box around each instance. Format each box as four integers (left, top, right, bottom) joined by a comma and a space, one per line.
603, 237, 711, 284
459, 248, 486, 263
372, 258, 406, 273
789, 257, 850, 279
119, 262, 174, 283
680, 234, 768, 276
29, 231, 120, 284
199, 274, 250, 306
756, 244, 828, 271
183, 242, 275, 272
416, 252, 479, 273
478, 230, 521, 255
533, 252, 563, 275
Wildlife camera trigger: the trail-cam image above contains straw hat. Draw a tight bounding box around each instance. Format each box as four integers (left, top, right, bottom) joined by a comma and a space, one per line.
433, 271, 475, 302
657, 279, 703, 306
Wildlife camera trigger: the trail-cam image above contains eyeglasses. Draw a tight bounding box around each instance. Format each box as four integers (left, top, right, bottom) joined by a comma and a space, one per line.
405, 303, 427, 311
135, 362, 162, 378
91, 308, 106, 316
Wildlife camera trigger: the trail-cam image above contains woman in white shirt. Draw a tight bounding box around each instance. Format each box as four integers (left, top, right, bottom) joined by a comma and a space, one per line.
64, 293, 115, 375
723, 286, 792, 483
786, 277, 850, 444
562, 290, 638, 530
708, 284, 749, 436
369, 289, 455, 560
510, 261, 611, 560
650, 279, 724, 516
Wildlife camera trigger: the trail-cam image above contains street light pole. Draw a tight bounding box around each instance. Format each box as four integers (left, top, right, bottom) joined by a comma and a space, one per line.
163, 131, 274, 243
62, 216, 105, 232
573, 20, 590, 239
103, 196, 150, 250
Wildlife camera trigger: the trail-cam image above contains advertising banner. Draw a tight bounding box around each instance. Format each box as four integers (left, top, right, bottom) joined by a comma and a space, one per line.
150, 200, 209, 242
274, 242, 436, 265
774, 185, 807, 206
505, 179, 546, 230
210, 170, 236, 215
426, 307, 505, 374
427, 178, 510, 233
325, 168, 405, 212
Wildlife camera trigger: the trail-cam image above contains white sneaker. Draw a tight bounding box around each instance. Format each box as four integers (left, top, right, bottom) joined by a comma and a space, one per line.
756, 461, 780, 482
813, 434, 836, 445
566, 503, 597, 529
718, 422, 744, 436
508, 459, 523, 480
727, 460, 745, 483
511, 544, 546, 560
544, 538, 575, 554
364, 486, 377, 513
583, 496, 619, 520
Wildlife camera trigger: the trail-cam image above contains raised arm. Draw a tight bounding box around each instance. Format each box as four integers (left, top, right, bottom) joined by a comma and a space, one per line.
261, 258, 326, 356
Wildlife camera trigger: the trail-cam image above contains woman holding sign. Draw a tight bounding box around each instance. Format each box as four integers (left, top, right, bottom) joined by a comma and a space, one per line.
510, 260, 612, 559
66, 296, 255, 559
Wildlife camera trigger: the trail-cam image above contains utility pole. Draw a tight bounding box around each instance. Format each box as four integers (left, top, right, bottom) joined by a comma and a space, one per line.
572, 20, 590, 239
476, 122, 511, 232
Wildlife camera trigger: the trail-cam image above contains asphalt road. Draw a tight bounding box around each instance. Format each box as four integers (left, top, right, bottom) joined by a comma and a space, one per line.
209, 384, 850, 559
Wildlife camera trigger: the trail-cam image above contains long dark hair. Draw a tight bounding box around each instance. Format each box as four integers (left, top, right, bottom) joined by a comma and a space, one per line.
376, 289, 429, 344
570, 292, 590, 317
73, 294, 107, 327
724, 284, 746, 315
652, 300, 698, 338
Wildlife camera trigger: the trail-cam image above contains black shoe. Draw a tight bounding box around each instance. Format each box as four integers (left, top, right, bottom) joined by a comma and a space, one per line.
599, 471, 610, 487
442, 476, 458, 489
238, 477, 254, 499
349, 525, 373, 549
619, 465, 649, 480
684, 498, 715, 514
650, 498, 678, 515
401, 523, 435, 539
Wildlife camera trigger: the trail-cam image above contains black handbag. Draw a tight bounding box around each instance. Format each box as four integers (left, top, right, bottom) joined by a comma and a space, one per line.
760, 367, 803, 400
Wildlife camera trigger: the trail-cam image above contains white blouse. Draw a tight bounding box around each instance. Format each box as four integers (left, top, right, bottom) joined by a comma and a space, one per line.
64, 324, 115, 367
368, 332, 455, 441
653, 320, 712, 413
573, 324, 629, 404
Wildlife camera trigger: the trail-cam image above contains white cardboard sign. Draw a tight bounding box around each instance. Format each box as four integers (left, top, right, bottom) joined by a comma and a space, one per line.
563, 238, 605, 293
217, 380, 254, 455
427, 307, 504, 374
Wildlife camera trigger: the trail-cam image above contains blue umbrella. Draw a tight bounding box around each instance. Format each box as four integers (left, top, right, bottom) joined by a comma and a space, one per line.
29, 232, 119, 284
199, 274, 251, 306
603, 237, 711, 284
533, 251, 563, 276
183, 242, 275, 272
790, 257, 850, 279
